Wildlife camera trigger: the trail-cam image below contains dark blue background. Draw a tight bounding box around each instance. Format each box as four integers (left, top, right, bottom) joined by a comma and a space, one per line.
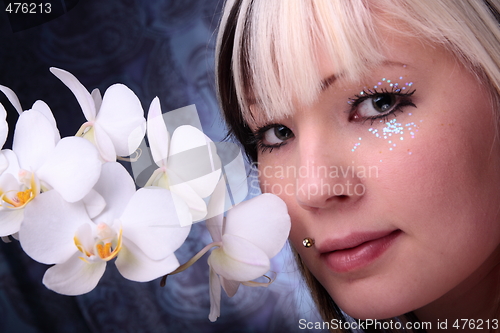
0, 1, 325, 332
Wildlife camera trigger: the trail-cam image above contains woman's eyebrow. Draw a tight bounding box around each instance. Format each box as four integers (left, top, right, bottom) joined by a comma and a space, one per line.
320, 61, 408, 91
320, 74, 338, 91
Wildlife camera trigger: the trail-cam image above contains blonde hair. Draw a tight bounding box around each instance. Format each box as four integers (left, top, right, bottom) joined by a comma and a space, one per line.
216, 0, 500, 330
217, 0, 500, 126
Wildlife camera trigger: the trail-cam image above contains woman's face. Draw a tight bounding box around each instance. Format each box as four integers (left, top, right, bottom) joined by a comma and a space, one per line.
254, 32, 500, 319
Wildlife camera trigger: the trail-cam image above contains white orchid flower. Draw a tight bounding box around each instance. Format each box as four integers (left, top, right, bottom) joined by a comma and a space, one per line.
19, 162, 192, 295
0, 98, 100, 238
50, 67, 146, 162
164, 177, 290, 321
145, 97, 221, 223
0, 151, 37, 237
0, 85, 61, 142
0, 102, 8, 146
11, 107, 101, 202
0, 103, 9, 176
205, 193, 290, 321
0, 87, 19, 174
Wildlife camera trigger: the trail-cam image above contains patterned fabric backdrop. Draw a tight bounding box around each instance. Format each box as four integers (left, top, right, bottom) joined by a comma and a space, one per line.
0, 1, 326, 332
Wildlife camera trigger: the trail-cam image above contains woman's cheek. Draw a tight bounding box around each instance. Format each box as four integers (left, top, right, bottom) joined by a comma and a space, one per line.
350, 114, 422, 163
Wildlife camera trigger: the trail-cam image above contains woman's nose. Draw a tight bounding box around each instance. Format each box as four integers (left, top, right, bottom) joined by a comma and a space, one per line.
294, 133, 365, 212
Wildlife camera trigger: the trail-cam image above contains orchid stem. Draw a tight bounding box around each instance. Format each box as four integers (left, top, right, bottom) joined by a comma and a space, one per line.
241, 273, 276, 288
117, 148, 142, 162
160, 241, 222, 287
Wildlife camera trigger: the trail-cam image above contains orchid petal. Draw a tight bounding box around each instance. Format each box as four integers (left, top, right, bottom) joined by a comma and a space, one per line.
206, 215, 223, 243
0, 103, 7, 148
0, 85, 22, 114
205, 176, 227, 239
220, 276, 240, 297
36, 137, 101, 203
183, 169, 222, 199
168, 125, 207, 156
92, 162, 135, 222
96, 84, 145, 156
82, 189, 106, 219
0, 149, 19, 176
205, 171, 227, 242
91, 88, 102, 111
119, 187, 191, 260
208, 268, 221, 322
42, 253, 106, 295
13, 110, 57, 170
93, 123, 117, 162
19, 191, 91, 264
0, 152, 7, 175
171, 188, 198, 227
206, 176, 228, 221
146, 97, 169, 167
0, 168, 19, 192
50, 67, 96, 121
30, 100, 60, 142
223, 149, 248, 205
74, 223, 94, 255
0, 209, 24, 237
116, 239, 180, 282
168, 127, 222, 198
169, 181, 207, 222
224, 193, 291, 258
208, 235, 270, 281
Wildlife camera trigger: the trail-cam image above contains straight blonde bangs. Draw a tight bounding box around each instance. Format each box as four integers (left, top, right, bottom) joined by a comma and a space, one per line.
231, 0, 385, 123
218, 0, 500, 126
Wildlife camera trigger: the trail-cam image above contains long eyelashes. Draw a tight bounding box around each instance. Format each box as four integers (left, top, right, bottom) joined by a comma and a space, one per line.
252, 87, 417, 154
256, 140, 286, 154
250, 124, 290, 154
348, 88, 417, 124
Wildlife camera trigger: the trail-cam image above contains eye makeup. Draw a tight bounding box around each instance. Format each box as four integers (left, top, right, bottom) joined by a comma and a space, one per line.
351, 115, 421, 154
350, 75, 421, 155
348, 76, 414, 107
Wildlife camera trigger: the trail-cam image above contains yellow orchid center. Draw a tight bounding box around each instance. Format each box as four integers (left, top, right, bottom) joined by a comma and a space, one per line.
16, 189, 32, 204
1, 189, 35, 208
74, 223, 123, 263
95, 229, 123, 261
0, 173, 38, 209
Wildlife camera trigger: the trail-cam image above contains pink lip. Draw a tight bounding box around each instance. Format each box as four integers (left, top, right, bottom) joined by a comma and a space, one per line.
319, 230, 402, 273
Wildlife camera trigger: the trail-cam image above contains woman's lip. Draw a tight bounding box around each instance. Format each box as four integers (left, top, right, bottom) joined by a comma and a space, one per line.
319, 230, 402, 273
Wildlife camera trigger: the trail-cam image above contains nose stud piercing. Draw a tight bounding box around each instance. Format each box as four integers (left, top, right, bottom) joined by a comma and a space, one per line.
303, 238, 314, 248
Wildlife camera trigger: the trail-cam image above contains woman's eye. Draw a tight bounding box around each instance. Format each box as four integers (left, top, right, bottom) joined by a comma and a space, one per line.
359, 93, 396, 117
349, 90, 416, 122
372, 94, 396, 113
254, 124, 294, 153
263, 125, 294, 144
